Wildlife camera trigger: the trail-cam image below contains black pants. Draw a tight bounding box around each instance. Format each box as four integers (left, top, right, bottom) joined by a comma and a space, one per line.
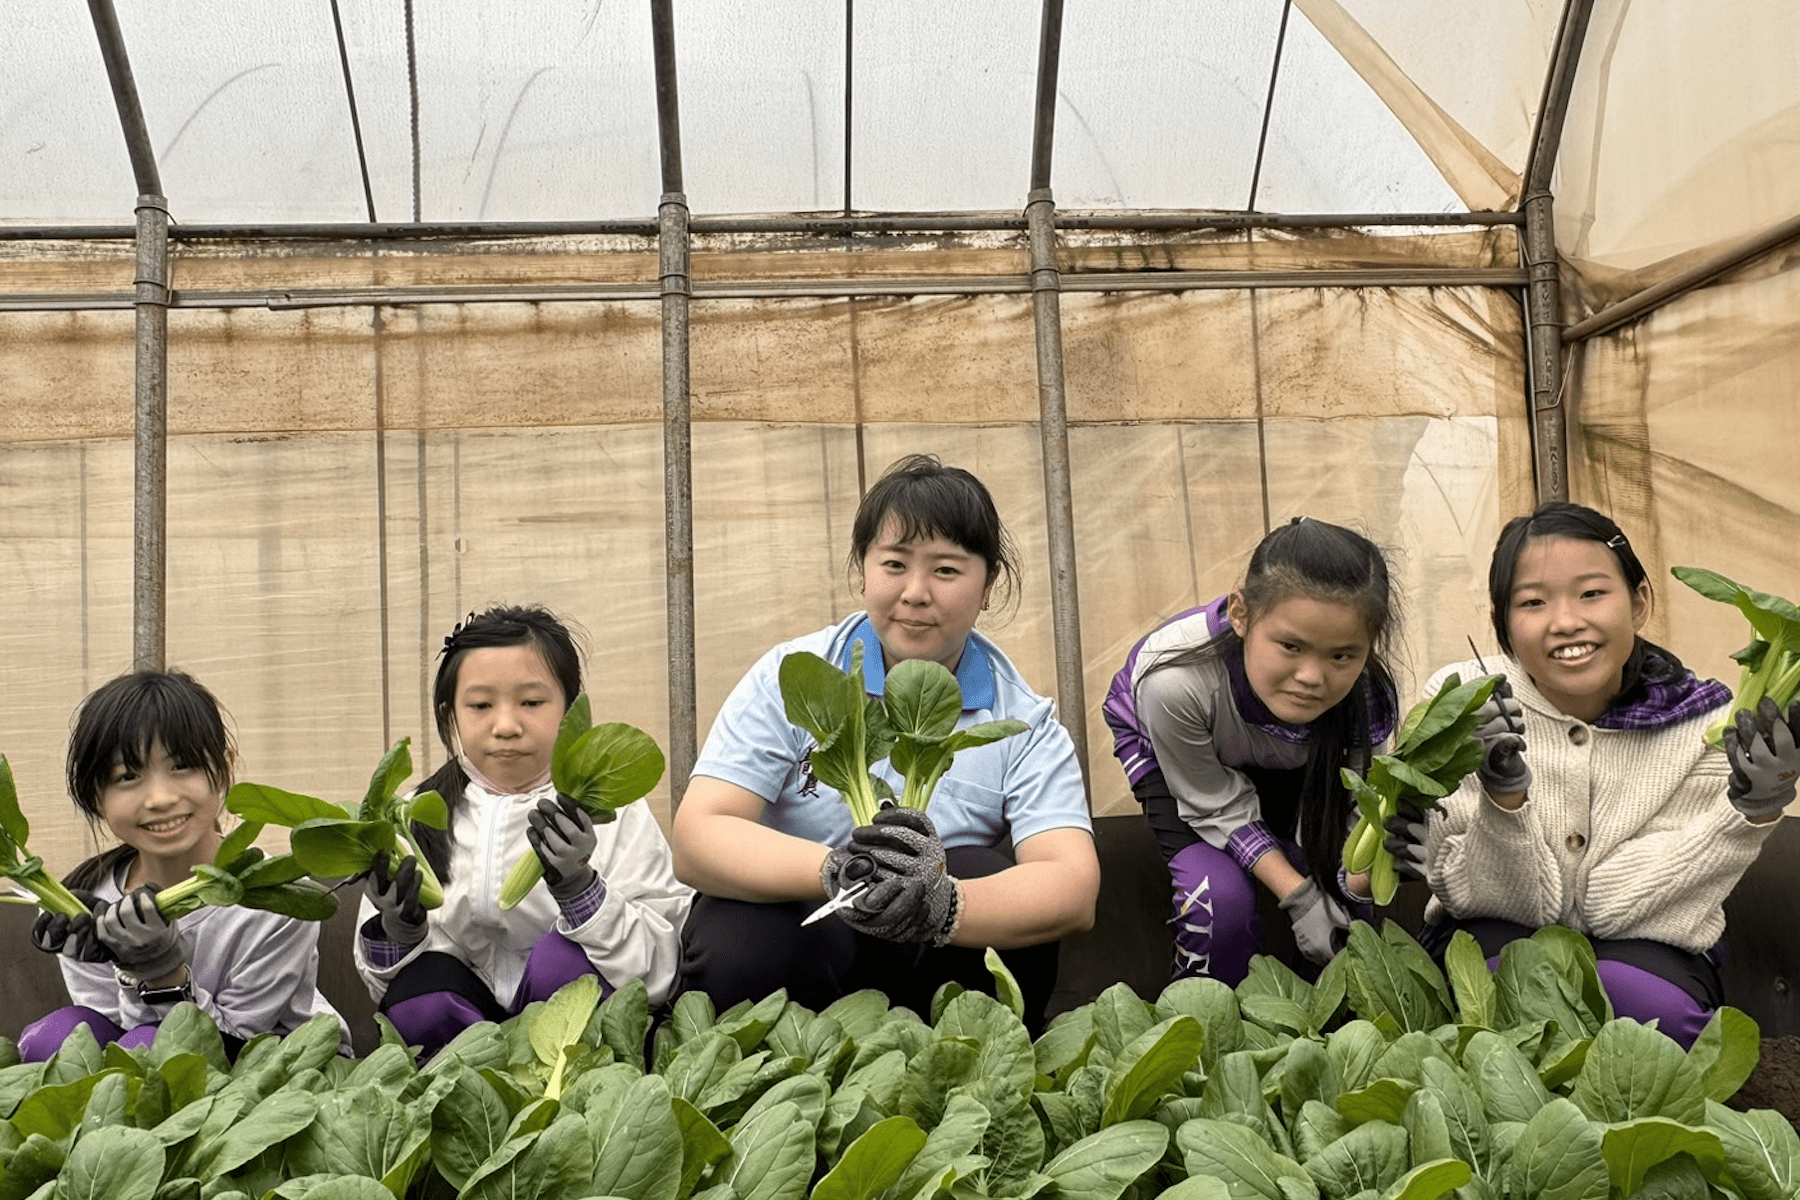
1135, 765, 1306, 865
676, 845, 1061, 1035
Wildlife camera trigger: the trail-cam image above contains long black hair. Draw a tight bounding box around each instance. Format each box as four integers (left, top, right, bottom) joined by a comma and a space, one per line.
62, 669, 236, 891
1488, 501, 1684, 702
411, 605, 583, 883
1147, 517, 1398, 904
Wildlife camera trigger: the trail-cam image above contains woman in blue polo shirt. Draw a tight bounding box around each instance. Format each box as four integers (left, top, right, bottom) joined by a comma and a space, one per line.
671, 455, 1099, 1030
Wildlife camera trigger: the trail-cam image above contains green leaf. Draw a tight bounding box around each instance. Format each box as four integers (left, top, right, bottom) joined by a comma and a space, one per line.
1673, 566, 1800, 642
934, 990, 1037, 1100
586, 1073, 683, 1200
11, 1071, 112, 1142
1175, 1117, 1312, 1199
1300, 1118, 1409, 1199
781, 652, 863, 751
1443, 931, 1496, 1030
814, 1115, 927, 1200
1039, 1121, 1167, 1200
1155, 977, 1243, 1073
1337, 1078, 1415, 1128
556, 722, 666, 813
1686, 1005, 1760, 1102
1569, 1020, 1704, 1124
0, 756, 29, 857
1101, 1016, 1206, 1126
284, 1084, 434, 1193
720, 1100, 817, 1200
1461, 1030, 1552, 1126
892, 1092, 990, 1200
1323, 1021, 1386, 1095
671, 1095, 732, 1199
289, 818, 390, 878
1506, 1097, 1608, 1200
1599, 1117, 1724, 1197
361, 739, 415, 821
50, 1125, 164, 1200
822, 991, 893, 1044
462, 1112, 593, 1200
530, 975, 602, 1071
1706, 1099, 1800, 1200
1380, 1158, 1473, 1200
224, 782, 348, 828
185, 1088, 321, 1182
884, 660, 964, 743
595, 977, 652, 1070
406, 790, 448, 830
552, 693, 595, 780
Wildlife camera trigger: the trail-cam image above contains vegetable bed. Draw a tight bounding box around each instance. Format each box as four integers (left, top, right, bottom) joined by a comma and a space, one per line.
3, 921, 1795, 1200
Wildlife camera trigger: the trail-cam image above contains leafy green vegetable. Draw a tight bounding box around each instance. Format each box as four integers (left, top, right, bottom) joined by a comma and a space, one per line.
0, 755, 93, 917
1341, 673, 1501, 904
1671, 565, 1800, 746
780, 644, 1026, 827
153, 817, 337, 922
498, 693, 666, 909
228, 738, 448, 909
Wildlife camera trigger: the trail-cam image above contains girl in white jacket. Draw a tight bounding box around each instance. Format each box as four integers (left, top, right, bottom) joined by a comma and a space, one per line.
354, 605, 691, 1057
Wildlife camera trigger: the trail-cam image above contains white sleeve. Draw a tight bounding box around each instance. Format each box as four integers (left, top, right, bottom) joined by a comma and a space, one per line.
1136, 664, 1262, 848
560, 802, 694, 1008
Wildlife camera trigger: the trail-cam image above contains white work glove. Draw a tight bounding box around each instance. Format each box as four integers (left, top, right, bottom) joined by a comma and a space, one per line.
1279, 878, 1351, 965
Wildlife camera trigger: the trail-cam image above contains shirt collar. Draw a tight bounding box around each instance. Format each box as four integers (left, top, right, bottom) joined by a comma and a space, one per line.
841, 615, 997, 711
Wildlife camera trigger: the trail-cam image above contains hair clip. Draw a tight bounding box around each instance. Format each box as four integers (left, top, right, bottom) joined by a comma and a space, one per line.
1605, 533, 1628, 549
442, 610, 477, 655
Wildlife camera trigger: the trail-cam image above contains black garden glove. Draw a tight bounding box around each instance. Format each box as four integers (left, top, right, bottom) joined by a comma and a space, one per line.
1382, 800, 1430, 883
527, 792, 601, 902
1724, 696, 1800, 820
840, 807, 962, 946
1474, 676, 1531, 796
365, 853, 428, 947
30, 888, 111, 963
94, 885, 186, 982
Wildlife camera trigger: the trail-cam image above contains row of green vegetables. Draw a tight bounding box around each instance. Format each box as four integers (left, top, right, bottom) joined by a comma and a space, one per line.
3, 919, 1795, 1200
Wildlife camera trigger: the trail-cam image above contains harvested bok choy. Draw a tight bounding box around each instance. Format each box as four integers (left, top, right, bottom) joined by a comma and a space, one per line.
1671, 565, 1800, 748
153, 818, 337, 921
498, 693, 665, 909
0, 755, 94, 917
780, 643, 1026, 826
1341, 672, 1499, 904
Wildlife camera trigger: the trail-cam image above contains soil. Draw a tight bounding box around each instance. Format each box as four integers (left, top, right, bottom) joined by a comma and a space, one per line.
1729, 1037, 1800, 1134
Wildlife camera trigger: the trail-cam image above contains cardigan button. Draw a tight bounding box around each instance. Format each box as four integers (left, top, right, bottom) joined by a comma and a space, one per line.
1566, 832, 1587, 852
1568, 724, 1590, 745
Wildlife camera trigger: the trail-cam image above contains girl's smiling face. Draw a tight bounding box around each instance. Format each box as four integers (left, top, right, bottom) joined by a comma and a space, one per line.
1503, 535, 1650, 721
100, 739, 225, 882
1230, 593, 1373, 725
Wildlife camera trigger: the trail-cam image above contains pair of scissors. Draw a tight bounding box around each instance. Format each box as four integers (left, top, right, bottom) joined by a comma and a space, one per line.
1466, 635, 1522, 734
802, 853, 877, 926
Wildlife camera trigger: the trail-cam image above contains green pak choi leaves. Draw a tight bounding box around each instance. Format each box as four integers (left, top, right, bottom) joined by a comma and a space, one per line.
499, 693, 666, 908
1671, 565, 1800, 747
1341, 673, 1500, 904
779, 643, 1026, 826
0, 754, 94, 917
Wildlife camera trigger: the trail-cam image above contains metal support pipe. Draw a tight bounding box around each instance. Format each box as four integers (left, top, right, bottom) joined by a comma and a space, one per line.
651, 0, 697, 807
1519, 0, 1597, 503
0, 210, 1522, 243
1565, 211, 1800, 342
1025, 190, 1089, 780
89, 0, 171, 669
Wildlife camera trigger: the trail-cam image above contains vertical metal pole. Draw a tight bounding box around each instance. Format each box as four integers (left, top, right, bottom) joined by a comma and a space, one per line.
651, 0, 697, 805
1520, 0, 1596, 503
1024, 0, 1089, 784
89, 0, 170, 669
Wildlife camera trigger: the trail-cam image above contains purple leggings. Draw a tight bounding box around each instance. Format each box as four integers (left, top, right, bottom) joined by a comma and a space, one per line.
1167, 838, 1292, 986
18, 1006, 157, 1062
382, 929, 607, 1059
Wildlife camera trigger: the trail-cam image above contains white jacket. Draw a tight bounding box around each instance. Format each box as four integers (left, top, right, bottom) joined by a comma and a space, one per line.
354, 777, 692, 1007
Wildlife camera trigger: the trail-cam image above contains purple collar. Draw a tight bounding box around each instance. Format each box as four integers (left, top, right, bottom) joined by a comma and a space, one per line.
1592, 651, 1731, 730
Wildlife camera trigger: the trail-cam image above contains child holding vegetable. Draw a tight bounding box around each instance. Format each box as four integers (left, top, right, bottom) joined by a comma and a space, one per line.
1103, 517, 1399, 985
354, 605, 691, 1057
1406, 501, 1796, 1047
21, 669, 346, 1059
671, 455, 1098, 1031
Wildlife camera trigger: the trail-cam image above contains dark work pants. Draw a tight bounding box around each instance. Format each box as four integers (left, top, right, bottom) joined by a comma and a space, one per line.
676, 845, 1060, 1035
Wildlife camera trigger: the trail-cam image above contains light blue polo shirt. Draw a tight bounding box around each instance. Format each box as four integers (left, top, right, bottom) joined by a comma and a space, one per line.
692, 613, 1092, 850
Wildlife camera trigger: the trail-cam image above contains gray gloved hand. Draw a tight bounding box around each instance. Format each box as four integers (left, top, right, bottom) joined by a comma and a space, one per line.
94, 885, 186, 982
30, 889, 111, 963
527, 792, 600, 902
1279, 878, 1351, 966
1724, 696, 1800, 819
841, 807, 962, 946
1474, 677, 1531, 795
365, 854, 428, 946
1382, 801, 1429, 883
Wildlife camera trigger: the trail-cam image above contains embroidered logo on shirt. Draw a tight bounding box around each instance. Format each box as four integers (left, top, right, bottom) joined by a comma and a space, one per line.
798, 747, 820, 798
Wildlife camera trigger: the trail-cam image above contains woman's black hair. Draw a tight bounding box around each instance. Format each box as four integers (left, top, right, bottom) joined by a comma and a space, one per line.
848, 454, 1022, 616
1488, 500, 1683, 700
62, 669, 235, 891
1147, 517, 1398, 904
411, 604, 583, 883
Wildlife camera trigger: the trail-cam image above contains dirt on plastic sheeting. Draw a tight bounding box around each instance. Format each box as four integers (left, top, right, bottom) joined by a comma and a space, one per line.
1730, 1037, 1800, 1134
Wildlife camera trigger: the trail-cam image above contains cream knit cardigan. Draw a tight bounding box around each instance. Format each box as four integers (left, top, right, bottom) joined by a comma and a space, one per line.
1422, 657, 1774, 953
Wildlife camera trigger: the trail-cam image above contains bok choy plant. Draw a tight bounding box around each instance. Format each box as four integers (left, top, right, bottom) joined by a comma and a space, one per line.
227, 738, 448, 908
780, 643, 1026, 826
0, 755, 94, 917
152, 818, 337, 921
497, 693, 665, 909
1341, 672, 1499, 904
1672, 565, 1800, 747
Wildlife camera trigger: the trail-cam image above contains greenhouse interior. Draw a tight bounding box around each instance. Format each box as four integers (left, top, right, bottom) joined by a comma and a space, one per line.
3, 0, 1800, 1192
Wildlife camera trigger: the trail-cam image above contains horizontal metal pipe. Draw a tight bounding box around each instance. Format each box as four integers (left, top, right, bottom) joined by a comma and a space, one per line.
0, 210, 1522, 242
0, 267, 1529, 313
1564, 210, 1800, 342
